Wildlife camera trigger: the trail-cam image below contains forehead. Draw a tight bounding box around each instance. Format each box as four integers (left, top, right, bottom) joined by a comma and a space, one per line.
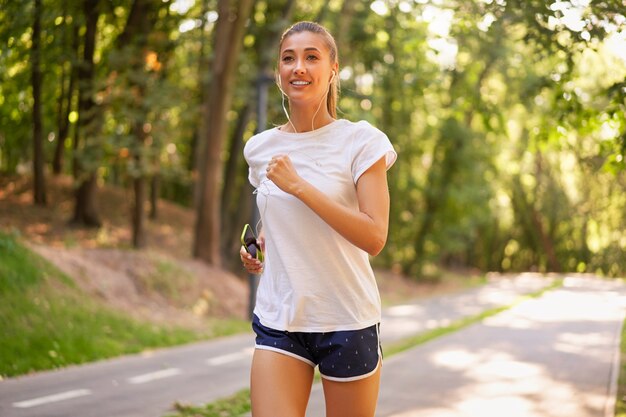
280, 31, 330, 55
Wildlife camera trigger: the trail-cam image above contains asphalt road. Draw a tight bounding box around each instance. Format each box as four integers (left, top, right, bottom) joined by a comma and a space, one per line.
0, 274, 556, 417
305, 275, 626, 417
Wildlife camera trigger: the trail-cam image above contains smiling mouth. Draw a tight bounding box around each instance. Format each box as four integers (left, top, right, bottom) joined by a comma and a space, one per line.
290, 80, 311, 86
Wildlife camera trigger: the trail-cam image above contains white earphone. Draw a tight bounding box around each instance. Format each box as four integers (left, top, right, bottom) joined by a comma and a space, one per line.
277, 73, 287, 95
330, 70, 335, 83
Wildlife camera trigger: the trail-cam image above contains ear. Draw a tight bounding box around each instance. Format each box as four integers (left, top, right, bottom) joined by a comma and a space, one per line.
330, 64, 339, 82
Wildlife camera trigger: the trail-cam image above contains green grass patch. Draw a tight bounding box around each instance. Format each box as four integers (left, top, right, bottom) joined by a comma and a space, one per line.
0, 230, 74, 290
614, 317, 626, 417
165, 389, 251, 417
0, 231, 215, 378
164, 277, 564, 417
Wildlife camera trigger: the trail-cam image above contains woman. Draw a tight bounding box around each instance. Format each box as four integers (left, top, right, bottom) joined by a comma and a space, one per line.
240, 21, 397, 417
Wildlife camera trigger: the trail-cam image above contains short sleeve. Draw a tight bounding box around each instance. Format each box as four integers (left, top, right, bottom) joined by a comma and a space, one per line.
351, 121, 397, 183
248, 167, 260, 188
243, 138, 261, 188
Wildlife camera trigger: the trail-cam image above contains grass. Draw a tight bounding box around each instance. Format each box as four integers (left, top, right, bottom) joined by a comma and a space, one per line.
0, 231, 241, 378
165, 389, 251, 417
164, 277, 565, 417
614, 317, 626, 416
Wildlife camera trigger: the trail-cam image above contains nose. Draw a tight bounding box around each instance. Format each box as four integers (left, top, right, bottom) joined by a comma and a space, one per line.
293, 58, 306, 75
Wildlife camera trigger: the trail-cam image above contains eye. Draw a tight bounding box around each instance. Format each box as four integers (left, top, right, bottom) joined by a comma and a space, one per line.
306, 54, 319, 60
282, 56, 294, 62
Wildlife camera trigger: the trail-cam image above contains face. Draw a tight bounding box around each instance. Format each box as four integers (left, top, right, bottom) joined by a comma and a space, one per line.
278, 31, 337, 104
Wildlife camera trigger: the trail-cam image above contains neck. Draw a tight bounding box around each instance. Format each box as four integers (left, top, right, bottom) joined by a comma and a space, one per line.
282, 101, 335, 133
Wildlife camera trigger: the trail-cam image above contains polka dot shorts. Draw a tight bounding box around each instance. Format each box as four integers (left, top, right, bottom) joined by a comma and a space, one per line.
252, 315, 382, 382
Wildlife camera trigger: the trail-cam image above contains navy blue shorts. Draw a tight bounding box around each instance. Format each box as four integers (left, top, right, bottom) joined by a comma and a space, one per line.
252, 315, 382, 382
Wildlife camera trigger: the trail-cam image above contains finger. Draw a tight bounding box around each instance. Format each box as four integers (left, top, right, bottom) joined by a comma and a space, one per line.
240, 246, 252, 259
241, 252, 261, 266
244, 258, 261, 267
246, 264, 263, 274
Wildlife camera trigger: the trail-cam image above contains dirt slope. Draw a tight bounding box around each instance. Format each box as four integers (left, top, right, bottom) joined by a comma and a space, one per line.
0, 175, 247, 330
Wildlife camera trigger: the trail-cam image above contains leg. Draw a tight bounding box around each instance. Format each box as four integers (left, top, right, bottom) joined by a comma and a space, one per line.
322, 360, 381, 417
250, 349, 314, 417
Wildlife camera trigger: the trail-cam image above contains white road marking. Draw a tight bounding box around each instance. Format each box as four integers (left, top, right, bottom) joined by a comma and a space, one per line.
206, 347, 254, 366
127, 367, 182, 384
13, 389, 92, 408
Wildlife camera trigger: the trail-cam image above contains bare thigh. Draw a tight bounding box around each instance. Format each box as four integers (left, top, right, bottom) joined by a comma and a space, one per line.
250, 349, 314, 417
322, 360, 381, 417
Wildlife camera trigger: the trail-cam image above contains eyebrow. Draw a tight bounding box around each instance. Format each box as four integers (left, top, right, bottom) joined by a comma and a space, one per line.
281, 47, 322, 54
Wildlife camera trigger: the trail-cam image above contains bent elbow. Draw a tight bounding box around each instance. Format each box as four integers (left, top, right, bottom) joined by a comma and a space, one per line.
366, 234, 387, 257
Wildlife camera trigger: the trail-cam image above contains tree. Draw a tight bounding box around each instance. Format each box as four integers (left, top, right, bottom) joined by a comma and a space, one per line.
52, 4, 79, 176
31, 0, 46, 205
193, 0, 255, 266
114, 0, 163, 247
72, 0, 101, 227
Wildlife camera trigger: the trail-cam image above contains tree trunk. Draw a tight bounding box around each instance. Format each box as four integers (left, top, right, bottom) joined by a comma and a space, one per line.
220, 102, 252, 258
72, 0, 101, 226
53, 8, 67, 175
133, 170, 147, 247
53, 22, 79, 175
31, 0, 47, 206
189, 0, 212, 203
116, 0, 161, 247
73, 173, 100, 226
193, 0, 254, 266
150, 173, 159, 220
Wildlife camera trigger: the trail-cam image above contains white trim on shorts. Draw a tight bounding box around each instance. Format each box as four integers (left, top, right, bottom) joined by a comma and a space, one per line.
255, 344, 316, 368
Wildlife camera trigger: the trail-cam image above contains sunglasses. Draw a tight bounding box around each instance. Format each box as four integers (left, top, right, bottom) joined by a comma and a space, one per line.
241, 224, 264, 262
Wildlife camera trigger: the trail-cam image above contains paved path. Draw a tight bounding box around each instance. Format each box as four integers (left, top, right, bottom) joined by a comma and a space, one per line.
0, 274, 553, 417
305, 276, 626, 417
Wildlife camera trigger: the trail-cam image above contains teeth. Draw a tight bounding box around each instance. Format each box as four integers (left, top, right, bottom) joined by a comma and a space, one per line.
291, 81, 310, 85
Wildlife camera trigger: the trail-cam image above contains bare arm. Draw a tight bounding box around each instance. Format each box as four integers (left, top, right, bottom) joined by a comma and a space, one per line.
266, 154, 390, 256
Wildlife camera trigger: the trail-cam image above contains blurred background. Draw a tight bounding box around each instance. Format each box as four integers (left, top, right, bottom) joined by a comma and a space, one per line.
1, 0, 625, 280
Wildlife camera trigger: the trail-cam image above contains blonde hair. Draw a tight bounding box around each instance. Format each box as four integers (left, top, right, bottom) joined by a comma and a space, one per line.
279, 21, 339, 118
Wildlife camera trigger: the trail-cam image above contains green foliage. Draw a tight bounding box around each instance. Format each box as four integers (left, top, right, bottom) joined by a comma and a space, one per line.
1, 0, 625, 276
0, 229, 72, 291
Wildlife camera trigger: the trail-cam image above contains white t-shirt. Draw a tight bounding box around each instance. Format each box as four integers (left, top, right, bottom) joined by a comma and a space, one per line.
243, 119, 397, 332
